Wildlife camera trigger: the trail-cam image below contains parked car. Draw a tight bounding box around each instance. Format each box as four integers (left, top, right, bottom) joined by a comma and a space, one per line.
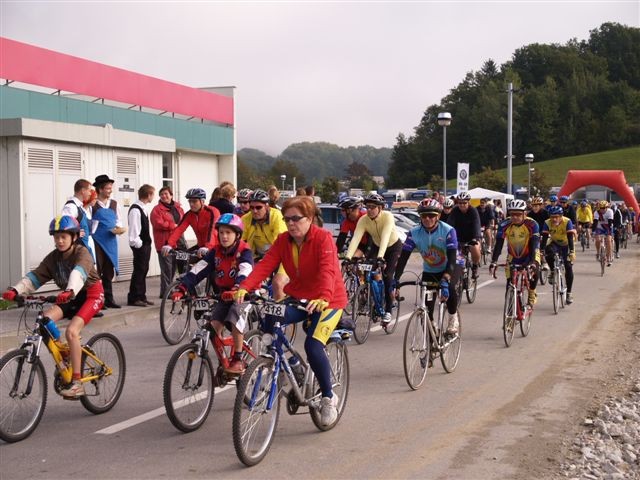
392, 213, 416, 231
392, 208, 421, 225
317, 204, 343, 238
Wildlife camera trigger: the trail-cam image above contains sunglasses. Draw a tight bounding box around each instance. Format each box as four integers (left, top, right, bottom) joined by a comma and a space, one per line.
283, 215, 306, 223
250, 205, 264, 211
420, 213, 439, 218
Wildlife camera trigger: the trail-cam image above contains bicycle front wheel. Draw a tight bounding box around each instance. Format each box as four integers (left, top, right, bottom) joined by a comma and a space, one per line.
519, 285, 532, 337
233, 356, 281, 467
503, 288, 516, 348
0, 350, 48, 443
403, 310, 430, 390
440, 310, 462, 373
352, 284, 372, 344
600, 246, 606, 276
552, 269, 560, 314
466, 275, 477, 304
163, 343, 215, 433
343, 274, 358, 317
384, 291, 401, 335
160, 280, 192, 345
80, 333, 126, 414
310, 340, 350, 431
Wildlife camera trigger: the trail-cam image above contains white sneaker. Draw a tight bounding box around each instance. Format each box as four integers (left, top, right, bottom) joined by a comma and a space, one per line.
320, 394, 339, 426
381, 312, 392, 325
446, 312, 459, 334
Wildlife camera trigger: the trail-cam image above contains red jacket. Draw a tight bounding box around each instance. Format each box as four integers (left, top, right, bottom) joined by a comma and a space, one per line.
167, 205, 220, 250
240, 224, 347, 308
150, 201, 185, 252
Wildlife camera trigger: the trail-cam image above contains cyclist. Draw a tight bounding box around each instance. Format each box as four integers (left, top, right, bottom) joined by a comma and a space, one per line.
576, 200, 593, 249
547, 195, 559, 209
447, 192, 482, 279
477, 197, 496, 254
234, 195, 347, 426
2, 216, 104, 398
335, 196, 369, 257
162, 188, 220, 259
490, 199, 541, 306
234, 188, 253, 217
592, 200, 614, 266
559, 195, 577, 226
395, 199, 461, 334
540, 206, 576, 304
171, 214, 253, 374
527, 197, 550, 271
241, 189, 289, 300
344, 193, 403, 326
440, 197, 455, 224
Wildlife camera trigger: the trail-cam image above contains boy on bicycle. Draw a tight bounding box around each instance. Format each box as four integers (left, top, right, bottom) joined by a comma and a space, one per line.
540, 206, 576, 304
2, 216, 104, 398
170, 214, 253, 374
490, 200, 541, 306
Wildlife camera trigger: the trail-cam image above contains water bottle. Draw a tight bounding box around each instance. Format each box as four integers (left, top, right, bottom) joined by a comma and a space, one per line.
288, 356, 305, 386
370, 272, 385, 316
43, 318, 61, 341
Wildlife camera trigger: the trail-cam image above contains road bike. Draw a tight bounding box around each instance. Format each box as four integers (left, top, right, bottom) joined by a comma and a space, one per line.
456, 242, 478, 306
492, 263, 534, 348
162, 295, 264, 433
549, 247, 567, 314
618, 224, 628, 250
398, 275, 462, 390
232, 295, 350, 466
595, 234, 611, 276
480, 227, 492, 266
577, 224, 590, 251
0, 296, 126, 443
349, 258, 400, 344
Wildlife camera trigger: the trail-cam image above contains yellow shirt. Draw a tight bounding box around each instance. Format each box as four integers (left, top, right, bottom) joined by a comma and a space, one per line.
242, 207, 288, 256
346, 210, 399, 259
543, 217, 576, 247
576, 205, 593, 224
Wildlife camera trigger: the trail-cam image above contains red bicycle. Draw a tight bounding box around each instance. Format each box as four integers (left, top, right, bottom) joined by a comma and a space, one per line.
492, 263, 534, 347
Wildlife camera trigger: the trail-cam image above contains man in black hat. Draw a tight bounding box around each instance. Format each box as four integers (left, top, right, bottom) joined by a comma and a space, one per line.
92, 174, 126, 308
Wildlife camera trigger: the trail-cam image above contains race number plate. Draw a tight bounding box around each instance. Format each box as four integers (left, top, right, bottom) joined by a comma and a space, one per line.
358, 263, 373, 272
175, 251, 189, 261
262, 303, 286, 318
193, 299, 209, 311
426, 290, 434, 302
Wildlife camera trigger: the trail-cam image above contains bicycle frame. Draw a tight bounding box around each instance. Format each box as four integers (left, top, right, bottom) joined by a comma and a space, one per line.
508, 266, 531, 321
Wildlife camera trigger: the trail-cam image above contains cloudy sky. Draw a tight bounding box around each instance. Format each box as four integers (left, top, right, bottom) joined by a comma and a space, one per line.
1, 1, 637, 155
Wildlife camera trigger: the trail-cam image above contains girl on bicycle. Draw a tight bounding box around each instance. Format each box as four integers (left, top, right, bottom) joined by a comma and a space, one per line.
234, 195, 347, 427
171, 213, 253, 374
2, 216, 104, 398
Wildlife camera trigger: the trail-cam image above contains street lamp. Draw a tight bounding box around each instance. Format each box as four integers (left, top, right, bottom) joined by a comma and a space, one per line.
280, 174, 286, 191
437, 112, 452, 196
525, 153, 534, 197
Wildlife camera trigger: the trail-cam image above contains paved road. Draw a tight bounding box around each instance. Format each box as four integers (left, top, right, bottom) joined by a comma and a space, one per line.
1, 242, 638, 479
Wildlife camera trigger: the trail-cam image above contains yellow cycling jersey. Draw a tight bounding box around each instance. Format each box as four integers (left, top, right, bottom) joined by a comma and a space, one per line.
242, 207, 287, 256
543, 216, 576, 247
576, 206, 593, 224
346, 210, 399, 259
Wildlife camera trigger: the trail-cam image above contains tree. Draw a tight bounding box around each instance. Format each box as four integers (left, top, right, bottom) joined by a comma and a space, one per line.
472, 167, 506, 192
529, 169, 552, 198
268, 159, 306, 188
346, 161, 372, 178
317, 176, 341, 203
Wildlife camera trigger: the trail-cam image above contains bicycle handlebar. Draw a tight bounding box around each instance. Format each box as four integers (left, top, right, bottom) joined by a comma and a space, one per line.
16, 295, 58, 307
246, 293, 309, 312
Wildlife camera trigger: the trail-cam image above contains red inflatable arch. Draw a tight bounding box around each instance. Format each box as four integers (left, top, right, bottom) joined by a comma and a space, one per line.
558, 170, 639, 215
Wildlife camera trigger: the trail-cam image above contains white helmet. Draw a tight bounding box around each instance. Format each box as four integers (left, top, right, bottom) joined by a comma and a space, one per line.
457, 192, 471, 201
443, 198, 455, 208
507, 199, 527, 212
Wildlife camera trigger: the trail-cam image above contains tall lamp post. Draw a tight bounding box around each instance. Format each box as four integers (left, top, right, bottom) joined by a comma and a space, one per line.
525, 153, 534, 197
280, 174, 286, 191
437, 112, 452, 196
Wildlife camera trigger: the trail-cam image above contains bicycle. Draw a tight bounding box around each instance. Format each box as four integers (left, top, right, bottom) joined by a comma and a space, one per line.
162, 295, 264, 433
618, 224, 628, 250
577, 225, 590, 252
398, 275, 462, 390
0, 296, 126, 443
492, 263, 534, 348
594, 234, 609, 276
549, 248, 567, 314
456, 242, 478, 306
349, 258, 400, 344
480, 227, 492, 266
232, 295, 350, 466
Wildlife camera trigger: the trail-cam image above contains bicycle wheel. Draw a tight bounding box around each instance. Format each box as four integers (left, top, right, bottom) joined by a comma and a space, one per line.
384, 291, 401, 335
80, 333, 126, 414
600, 246, 605, 276
310, 340, 350, 431
580, 233, 586, 252
481, 239, 488, 265
519, 284, 532, 337
160, 280, 192, 345
233, 356, 280, 466
456, 273, 464, 308
503, 288, 516, 347
465, 274, 477, 304
538, 265, 548, 286
440, 309, 461, 373
343, 274, 358, 317
352, 284, 372, 344
552, 268, 560, 314
0, 350, 47, 443
403, 310, 430, 390
559, 267, 566, 308
244, 329, 267, 359
163, 343, 215, 433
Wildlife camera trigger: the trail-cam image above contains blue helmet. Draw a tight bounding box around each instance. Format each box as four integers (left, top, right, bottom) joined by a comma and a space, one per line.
185, 188, 207, 200
549, 195, 558, 202
560, 195, 569, 202
549, 206, 563, 216
49, 215, 81, 236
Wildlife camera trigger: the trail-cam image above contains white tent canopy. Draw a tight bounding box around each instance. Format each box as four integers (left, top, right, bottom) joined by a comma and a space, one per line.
466, 187, 514, 208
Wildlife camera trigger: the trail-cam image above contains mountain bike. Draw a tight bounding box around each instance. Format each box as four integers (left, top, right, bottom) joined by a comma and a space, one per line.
456, 242, 478, 307
232, 295, 350, 466
398, 274, 462, 390
492, 263, 533, 348
549, 248, 567, 314
0, 296, 126, 443
163, 295, 263, 433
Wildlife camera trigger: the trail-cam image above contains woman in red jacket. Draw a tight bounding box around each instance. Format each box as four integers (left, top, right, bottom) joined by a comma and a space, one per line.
235, 195, 347, 427
150, 186, 185, 298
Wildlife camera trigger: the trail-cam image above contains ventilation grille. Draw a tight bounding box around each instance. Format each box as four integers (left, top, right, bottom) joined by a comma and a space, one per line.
117, 156, 137, 175
117, 257, 134, 278
27, 148, 54, 170
58, 150, 82, 171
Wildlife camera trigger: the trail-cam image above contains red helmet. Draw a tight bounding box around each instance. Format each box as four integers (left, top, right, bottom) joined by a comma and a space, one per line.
417, 198, 443, 214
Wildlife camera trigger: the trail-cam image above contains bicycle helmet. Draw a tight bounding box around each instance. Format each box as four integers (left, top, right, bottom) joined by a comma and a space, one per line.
572, 200, 578, 206
597, 200, 608, 209
49, 215, 81, 236
560, 195, 569, 202
249, 189, 269, 203
185, 187, 207, 200
417, 198, 443, 214
580, 200, 588, 206
338, 196, 362, 210
216, 213, 244, 234
531, 196, 544, 205
363, 193, 386, 206
549, 195, 558, 202
443, 198, 455, 208
507, 199, 527, 212
549, 206, 563, 216
457, 192, 471, 201
237, 188, 253, 202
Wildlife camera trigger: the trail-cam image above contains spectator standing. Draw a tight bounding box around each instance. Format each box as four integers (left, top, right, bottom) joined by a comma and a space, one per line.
61, 179, 96, 261
150, 186, 185, 298
210, 183, 236, 214
268, 185, 281, 210
127, 184, 156, 306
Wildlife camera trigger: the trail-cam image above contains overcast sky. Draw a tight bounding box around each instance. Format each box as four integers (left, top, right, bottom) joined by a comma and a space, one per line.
1, 1, 638, 155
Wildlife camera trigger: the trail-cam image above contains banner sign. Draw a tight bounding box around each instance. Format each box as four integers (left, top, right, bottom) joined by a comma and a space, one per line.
457, 163, 469, 193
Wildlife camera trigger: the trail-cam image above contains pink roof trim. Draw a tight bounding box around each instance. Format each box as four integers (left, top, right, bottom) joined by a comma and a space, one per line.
0, 37, 234, 125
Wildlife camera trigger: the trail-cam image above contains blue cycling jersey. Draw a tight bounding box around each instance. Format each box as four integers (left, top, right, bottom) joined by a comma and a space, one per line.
403, 222, 460, 273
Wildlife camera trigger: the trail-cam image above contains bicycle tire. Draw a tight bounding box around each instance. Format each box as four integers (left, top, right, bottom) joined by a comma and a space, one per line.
343, 274, 358, 317
163, 343, 215, 433
0, 349, 47, 443
552, 268, 560, 314
403, 310, 430, 390
160, 280, 192, 345
538, 265, 548, 286
440, 308, 461, 373
79, 333, 126, 414
503, 287, 516, 348
310, 340, 350, 431
384, 291, 401, 335
559, 266, 566, 308
481, 239, 488, 266
456, 272, 464, 309
465, 275, 477, 304
600, 245, 606, 276
519, 284, 532, 337
352, 284, 372, 344
233, 356, 281, 466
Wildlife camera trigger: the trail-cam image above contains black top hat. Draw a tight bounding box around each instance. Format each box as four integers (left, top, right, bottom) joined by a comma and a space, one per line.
93, 174, 115, 187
